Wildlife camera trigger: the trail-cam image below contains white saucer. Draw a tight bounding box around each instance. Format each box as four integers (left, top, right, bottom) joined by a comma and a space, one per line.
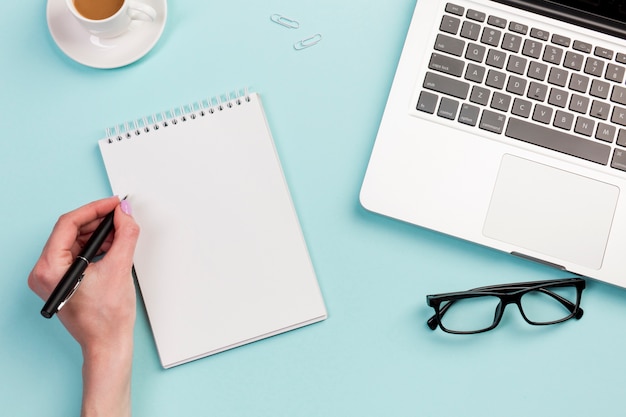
47, 0, 167, 69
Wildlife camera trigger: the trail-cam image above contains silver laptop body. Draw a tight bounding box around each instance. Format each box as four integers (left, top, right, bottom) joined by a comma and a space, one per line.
361, 0, 626, 287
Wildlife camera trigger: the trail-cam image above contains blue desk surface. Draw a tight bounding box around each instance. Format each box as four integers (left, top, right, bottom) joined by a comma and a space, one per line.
3, 1, 626, 416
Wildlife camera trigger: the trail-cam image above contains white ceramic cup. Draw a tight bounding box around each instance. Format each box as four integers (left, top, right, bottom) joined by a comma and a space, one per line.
66, 0, 157, 38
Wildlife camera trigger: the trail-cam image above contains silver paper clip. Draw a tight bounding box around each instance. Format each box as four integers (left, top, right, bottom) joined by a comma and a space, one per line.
270, 14, 300, 29
294, 33, 322, 51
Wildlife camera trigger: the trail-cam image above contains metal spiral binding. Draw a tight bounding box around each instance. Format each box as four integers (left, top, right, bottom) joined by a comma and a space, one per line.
105, 88, 251, 144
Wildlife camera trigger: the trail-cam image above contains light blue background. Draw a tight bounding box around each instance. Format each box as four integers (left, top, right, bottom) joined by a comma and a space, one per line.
2, 1, 626, 416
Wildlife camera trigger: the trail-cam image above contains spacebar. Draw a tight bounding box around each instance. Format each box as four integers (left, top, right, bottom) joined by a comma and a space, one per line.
505, 118, 611, 165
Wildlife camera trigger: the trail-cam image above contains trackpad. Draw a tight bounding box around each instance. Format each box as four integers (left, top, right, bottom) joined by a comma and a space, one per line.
483, 154, 619, 270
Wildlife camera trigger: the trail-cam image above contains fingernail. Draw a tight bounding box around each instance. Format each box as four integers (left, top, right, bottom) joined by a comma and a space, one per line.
121, 200, 132, 215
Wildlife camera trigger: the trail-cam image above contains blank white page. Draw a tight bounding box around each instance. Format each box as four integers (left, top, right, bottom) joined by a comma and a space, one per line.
99, 93, 326, 368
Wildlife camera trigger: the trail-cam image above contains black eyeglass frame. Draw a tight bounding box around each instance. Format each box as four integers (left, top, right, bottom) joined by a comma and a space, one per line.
426, 278, 586, 334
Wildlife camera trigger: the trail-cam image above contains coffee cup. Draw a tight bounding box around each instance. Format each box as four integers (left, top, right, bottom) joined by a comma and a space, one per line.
66, 0, 157, 38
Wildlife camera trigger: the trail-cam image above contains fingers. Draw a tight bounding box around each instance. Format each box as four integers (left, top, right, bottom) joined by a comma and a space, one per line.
58, 197, 121, 232
46, 197, 122, 257
28, 197, 124, 300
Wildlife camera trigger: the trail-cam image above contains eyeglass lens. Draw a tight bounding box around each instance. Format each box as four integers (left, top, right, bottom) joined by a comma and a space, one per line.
439, 296, 500, 333
519, 285, 578, 324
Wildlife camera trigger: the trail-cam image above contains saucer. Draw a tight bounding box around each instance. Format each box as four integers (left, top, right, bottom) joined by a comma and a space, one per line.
47, 0, 167, 69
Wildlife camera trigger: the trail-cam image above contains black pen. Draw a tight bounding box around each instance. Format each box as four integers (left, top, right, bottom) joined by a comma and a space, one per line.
41, 197, 126, 319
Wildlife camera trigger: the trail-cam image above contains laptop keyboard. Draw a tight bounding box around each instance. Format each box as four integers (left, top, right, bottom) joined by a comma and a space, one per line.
415, 2, 626, 172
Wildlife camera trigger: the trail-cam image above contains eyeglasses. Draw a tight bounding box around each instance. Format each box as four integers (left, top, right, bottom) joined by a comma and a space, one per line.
426, 277, 585, 334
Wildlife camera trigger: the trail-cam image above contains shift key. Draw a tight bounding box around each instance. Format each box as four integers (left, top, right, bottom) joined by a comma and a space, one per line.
423, 72, 470, 100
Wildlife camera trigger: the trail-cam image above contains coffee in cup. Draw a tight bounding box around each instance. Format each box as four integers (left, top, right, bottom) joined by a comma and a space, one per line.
72, 0, 125, 20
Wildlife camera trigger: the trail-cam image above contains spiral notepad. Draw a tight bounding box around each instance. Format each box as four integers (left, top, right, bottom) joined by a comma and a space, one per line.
99, 91, 327, 368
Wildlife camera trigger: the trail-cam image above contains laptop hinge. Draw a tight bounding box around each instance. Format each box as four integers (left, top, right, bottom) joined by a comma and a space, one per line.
511, 251, 567, 270
490, 0, 626, 40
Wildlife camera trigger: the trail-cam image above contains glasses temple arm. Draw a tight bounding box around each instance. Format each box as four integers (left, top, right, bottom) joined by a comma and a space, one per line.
427, 313, 439, 330
470, 285, 583, 317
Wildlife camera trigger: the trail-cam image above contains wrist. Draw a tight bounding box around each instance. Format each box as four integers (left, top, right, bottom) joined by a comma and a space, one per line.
81, 338, 134, 417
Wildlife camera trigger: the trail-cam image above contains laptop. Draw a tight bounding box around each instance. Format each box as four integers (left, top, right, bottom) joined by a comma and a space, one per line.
361, 0, 626, 288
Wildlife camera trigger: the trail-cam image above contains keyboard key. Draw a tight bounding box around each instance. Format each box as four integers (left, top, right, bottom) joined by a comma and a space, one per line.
416, 91, 438, 114
617, 129, 626, 146
509, 21, 528, 35
485, 69, 506, 89
569, 73, 589, 93
548, 88, 568, 107
616, 53, 626, 64
506, 117, 610, 165
569, 94, 590, 113
590, 100, 610, 120
423, 72, 470, 99
605, 63, 625, 83
590, 79, 610, 99
506, 55, 527, 75
467, 9, 486, 22
445, 3, 464, 16
486, 49, 507, 68
530, 27, 549, 41
512, 98, 532, 118
574, 116, 595, 136
542, 45, 563, 65
527, 81, 548, 101
522, 39, 543, 59
460, 21, 481, 41
563, 51, 584, 71
584, 57, 605, 77
596, 123, 616, 142
438, 97, 460, 119
527, 61, 548, 81
480, 109, 506, 133
573, 40, 592, 53
465, 63, 486, 82
611, 85, 626, 105
611, 106, 626, 126
434, 34, 465, 56
440, 15, 461, 34
501, 33, 522, 53
594, 46, 614, 60
465, 43, 486, 62
470, 85, 491, 105
532, 104, 553, 124
611, 149, 626, 171
554, 110, 574, 130
547, 67, 568, 87
551, 34, 570, 47
487, 15, 506, 28
458, 103, 480, 126
429, 53, 465, 77
506, 76, 527, 95
491, 92, 512, 112
481, 27, 501, 46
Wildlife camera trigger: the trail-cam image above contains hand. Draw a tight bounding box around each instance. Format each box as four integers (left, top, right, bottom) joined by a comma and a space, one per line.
28, 196, 140, 417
